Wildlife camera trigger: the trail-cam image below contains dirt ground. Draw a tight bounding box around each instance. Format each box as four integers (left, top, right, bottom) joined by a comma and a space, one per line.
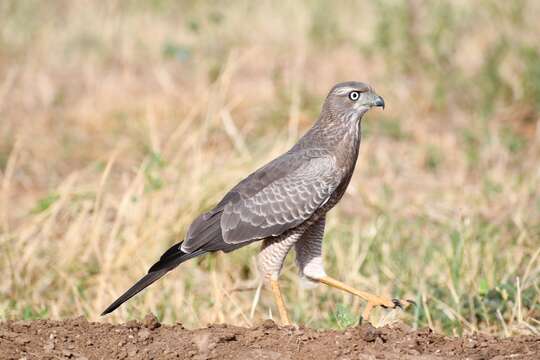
1, 315, 538, 360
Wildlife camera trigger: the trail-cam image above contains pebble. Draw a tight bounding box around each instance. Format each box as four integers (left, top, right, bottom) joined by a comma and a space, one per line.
143, 314, 161, 330
218, 334, 237, 342
138, 328, 151, 340
262, 319, 277, 329
125, 320, 139, 329
43, 342, 55, 352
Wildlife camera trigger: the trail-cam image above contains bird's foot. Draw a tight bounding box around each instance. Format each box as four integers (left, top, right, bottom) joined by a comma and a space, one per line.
362, 297, 416, 320
317, 276, 415, 322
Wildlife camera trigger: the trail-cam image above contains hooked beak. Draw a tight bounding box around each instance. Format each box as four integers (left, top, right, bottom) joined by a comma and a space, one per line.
372, 95, 385, 110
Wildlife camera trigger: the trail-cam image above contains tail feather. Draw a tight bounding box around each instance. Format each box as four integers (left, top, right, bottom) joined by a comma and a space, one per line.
182, 211, 223, 253
101, 210, 251, 316
101, 269, 169, 315
101, 241, 204, 315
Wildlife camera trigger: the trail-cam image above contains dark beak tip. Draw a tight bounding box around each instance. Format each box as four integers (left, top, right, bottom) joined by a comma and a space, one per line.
374, 96, 385, 109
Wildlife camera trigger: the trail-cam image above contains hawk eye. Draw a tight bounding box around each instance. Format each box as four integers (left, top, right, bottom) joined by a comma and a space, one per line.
348, 91, 360, 101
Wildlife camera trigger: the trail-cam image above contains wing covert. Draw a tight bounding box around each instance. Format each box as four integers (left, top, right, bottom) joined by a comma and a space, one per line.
220, 155, 338, 244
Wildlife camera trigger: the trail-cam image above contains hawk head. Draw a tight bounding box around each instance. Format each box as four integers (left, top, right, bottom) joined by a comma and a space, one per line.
325, 81, 385, 121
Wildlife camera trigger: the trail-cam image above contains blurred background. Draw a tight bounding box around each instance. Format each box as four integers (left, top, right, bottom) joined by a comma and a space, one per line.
0, 1, 539, 336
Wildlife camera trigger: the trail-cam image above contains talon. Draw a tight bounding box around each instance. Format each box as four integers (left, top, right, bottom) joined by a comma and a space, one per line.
406, 299, 417, 307
392, 298, 403, 309
382, 298, 409, 310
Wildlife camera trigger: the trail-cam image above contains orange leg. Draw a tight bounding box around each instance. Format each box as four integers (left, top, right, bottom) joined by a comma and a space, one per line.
270, 279, 291, 326
318, 276, 413, 320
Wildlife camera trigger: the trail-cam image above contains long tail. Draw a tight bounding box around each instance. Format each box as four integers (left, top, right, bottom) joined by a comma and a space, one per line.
101, 241, 205, 315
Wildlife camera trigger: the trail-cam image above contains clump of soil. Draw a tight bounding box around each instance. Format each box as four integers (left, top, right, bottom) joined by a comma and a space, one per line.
0, 315, 538, 359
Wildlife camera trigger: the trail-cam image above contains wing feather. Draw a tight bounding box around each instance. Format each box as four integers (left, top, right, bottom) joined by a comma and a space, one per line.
181, 148, 340, 253
221, 155, 338, 244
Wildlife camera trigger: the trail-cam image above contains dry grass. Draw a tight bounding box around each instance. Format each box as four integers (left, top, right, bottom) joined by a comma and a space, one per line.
0, 1, 539, 336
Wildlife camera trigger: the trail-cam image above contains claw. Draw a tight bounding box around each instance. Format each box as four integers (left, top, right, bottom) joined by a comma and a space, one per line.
381, 298, 415, 310
406, 299, 417, 306
381, 298, 402, 309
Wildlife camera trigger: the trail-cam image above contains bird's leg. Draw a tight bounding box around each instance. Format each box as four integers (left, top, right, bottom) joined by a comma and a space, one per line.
318, 276, 412, 320
258, 234, 300, 326
270, 279, 290, 326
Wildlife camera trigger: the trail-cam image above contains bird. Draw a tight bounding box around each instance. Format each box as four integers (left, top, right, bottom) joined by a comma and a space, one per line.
101, 81, 412, 325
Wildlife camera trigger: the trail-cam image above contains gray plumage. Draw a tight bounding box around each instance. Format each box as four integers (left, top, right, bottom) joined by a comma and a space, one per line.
102, 81, 384, 315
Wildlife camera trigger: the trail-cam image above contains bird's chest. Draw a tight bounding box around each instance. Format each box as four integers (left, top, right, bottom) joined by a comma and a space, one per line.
323, 127, 361, 211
